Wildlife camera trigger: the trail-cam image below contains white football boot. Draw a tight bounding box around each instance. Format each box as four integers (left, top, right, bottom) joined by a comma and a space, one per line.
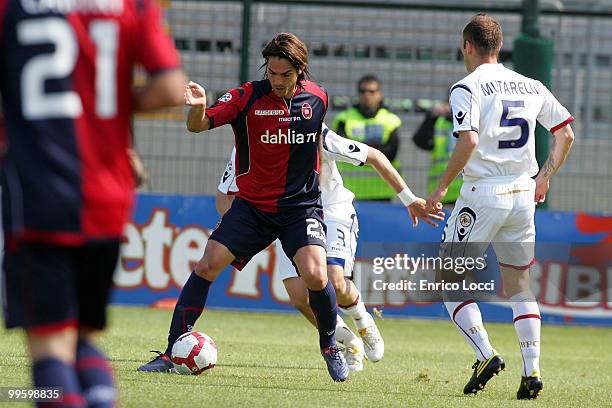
358, 323, 384, 362
335, 317, 364, 372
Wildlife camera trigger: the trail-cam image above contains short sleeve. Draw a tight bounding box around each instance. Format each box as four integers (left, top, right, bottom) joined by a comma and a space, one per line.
536, 82, 574, 133
322, 124, 369, 165
206, 83, 251, 129
135, 0, 180, 74
217, 147, 238, 194
449, 83, 479, 137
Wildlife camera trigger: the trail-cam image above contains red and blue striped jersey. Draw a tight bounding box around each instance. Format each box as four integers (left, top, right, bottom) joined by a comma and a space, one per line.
207, 79, 327, 212
0, 0, 180, 245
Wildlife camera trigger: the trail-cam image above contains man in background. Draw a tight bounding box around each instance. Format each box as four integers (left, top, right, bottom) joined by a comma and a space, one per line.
333, 74, 402, 201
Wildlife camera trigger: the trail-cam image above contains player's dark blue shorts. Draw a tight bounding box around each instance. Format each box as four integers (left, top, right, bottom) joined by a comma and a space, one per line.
210, 197, 327, 270
2, 240, 120, 334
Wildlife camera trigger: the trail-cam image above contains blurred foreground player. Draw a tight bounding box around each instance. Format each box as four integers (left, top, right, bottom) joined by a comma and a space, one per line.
0, 0, 185, 406
426, 14, 574, 399
138, 33, 350, 381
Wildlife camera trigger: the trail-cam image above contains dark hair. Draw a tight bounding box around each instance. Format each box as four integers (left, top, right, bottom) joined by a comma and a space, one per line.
462, 14, 503, 56
357, 74, 380, 90
261, 32, 310, 81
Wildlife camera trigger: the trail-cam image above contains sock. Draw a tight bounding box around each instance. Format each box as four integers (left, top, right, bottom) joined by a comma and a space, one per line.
340, 295, 374, 330
308, 281, 338, 349
165, 271, 212, 356
510, 292, 541, 377
33, 358, 84, 408
75, 341, 116, 408
336, 314, 346, 328
445, 300, 495, 361
335, 315, 359, 346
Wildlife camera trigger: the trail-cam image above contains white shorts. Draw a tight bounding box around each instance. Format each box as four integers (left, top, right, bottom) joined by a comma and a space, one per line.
440, 175, 536, 269
277, 205, 359, 281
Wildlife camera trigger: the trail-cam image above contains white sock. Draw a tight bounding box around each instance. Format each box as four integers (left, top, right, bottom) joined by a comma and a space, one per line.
340, 296, 374, 330
445, 300, 495, 361
335, 315, 358, 345
510, 292, 541, 377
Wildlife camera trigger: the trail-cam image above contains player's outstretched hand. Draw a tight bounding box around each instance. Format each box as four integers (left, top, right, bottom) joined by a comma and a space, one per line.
184, 81, 207, 106
534, 176, 549, 204
426, 187, 447, 214
408, 198, 445, 227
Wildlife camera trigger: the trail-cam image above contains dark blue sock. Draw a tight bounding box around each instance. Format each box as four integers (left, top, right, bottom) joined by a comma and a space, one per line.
33, 357, 84, 408
308, 281, 338, 349
165, 271, 212, 355
75, 341, 116, 408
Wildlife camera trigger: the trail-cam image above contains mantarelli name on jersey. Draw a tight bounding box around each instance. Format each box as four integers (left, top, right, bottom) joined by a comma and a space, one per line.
449, 63, 573, 182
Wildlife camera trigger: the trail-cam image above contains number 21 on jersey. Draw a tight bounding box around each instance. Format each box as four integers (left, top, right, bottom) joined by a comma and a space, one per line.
19, 17, 118, 120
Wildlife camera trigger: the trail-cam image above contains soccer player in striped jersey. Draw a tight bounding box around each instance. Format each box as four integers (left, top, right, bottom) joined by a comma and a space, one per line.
427, 14, 574, 399
217, 124, 444, 372
139, 33, 353, 381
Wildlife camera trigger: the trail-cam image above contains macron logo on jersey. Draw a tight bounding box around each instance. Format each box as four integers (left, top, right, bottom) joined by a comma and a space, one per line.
348, 144, 361, 153
455, 111, 466, 124
260, 129, 317, 144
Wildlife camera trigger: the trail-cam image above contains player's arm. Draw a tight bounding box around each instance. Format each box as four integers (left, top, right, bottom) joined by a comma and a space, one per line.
322, 124, 443, 226
535, 83, 575, 203
133, 0, 186, 112
133, 70, 185, 112
186, 83, 249, 133
534, 125, 574, 203
428, 130, 478, 209
185, 81, 211, 132
365, 148, 444, 227
427, 83, 479, 210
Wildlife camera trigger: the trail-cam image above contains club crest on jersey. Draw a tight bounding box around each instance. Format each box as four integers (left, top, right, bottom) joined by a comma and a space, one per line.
301, 103, 313, 120
459, 213, 472, 228
456, 207, 476, 241
218, 92, 232, 103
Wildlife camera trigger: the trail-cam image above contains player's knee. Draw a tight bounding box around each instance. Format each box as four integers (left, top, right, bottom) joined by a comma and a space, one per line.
301, 267, 328, 290
27, 328, 78, 363
194, 257, 222, 281
328, 271, 346, 294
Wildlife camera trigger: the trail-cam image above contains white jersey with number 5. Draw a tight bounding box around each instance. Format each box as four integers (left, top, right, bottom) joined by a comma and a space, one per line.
450, 63, 573, 182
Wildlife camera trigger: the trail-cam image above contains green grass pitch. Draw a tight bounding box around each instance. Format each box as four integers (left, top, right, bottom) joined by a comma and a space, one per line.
1, 306, 610, 407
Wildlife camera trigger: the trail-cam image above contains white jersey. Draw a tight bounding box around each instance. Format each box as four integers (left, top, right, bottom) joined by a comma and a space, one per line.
320, 124, 369, 209
450, 63, 573, 182
218, 124, 369, 211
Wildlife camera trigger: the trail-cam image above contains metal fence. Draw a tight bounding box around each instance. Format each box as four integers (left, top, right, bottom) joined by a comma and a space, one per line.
134, 0, 612, 213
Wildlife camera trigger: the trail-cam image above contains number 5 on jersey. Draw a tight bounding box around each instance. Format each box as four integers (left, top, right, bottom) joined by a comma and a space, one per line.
498, 100, 529, 149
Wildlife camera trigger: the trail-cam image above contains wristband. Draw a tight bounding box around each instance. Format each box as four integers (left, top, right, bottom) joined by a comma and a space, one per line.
397, 187, 418, 207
